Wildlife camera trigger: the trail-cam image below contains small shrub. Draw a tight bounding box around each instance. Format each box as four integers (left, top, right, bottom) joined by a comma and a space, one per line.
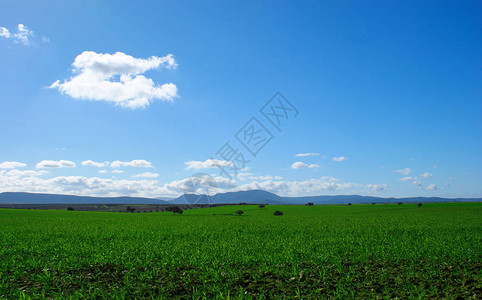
347, 203, 352, 206
306, 202, 314, 206
417, 203, 423, 208
166, 206, 183, 214
67, 207, 75, 211
236, 210, 244, 215
258, 205, 265, 209
274, 211, 283, 216
126, 206, 136, 213
398, 202, 403, 205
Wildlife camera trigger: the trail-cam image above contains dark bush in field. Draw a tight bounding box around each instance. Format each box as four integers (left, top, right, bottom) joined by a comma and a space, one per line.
372, 203, 376, 205
258, 205, 265, 209
126, 206, 136, 213
274, 210, 283, 216
166, 206, 183, 214
418, 203, 423, 208
235, 210, 244, 215
67, 207, 75, 211
347, 203, 352, 206
398, 202, 403, 205
306, 202, 314, 206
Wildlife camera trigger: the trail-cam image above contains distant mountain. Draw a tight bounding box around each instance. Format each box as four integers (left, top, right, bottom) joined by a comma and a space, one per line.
0, 192, 170, 204
171, 190, 481, 205
1, 191, 480, 205
172, 190, 284, 204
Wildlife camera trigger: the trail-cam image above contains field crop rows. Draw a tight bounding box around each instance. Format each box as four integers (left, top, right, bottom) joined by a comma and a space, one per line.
0, 203, 480, 298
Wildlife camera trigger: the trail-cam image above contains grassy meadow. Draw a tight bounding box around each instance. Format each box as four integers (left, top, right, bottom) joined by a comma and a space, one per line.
0, 203, 480, 298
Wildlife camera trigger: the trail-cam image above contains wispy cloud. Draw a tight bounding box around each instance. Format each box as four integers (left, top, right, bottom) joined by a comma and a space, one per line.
0, 24, 34, 45
295, 153, 319, 157
110, 160, 152, 168
396, 168, 411, 176
0, 161, 27, 169
185, 159, 234, 170
419, 172, 434, 178
332, 156, 348, 162
133, 172, 159, 178
291, 162, 319, 169
81, 160, 109, 168
36, 160, 76, 169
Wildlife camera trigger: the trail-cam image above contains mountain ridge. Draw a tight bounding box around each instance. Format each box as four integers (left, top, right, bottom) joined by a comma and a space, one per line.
0, 190, 480, 205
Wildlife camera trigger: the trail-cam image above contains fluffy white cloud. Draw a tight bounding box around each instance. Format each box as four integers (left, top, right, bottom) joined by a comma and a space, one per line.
235, 176, 361, 196
185, 159, 234, 170
160, 175, 236, 195
0, 161, 27, 169
49, 51, 178, 109
110, 160, 152, 168
0, 24, 34, 45
295, 153, 319, 157
81, 160, 109, 168
399, 176, 417, 181
426, 184, 438, 190
420, 172, 434, 178
36, 160, 76, 169
0, 167, 389, 198
111, 170, 124, 174
133, 172, 159, 178
332, 156, 348, 162
99, 170, 108, 174
396, 168, 411, 176
291, 162, 319, 169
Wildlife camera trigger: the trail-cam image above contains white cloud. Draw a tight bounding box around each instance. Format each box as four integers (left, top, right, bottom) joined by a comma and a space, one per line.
295, 153, 319, 157
364, 184, 387, 192
111, 170, 124, 174
13, 24, 33, 45
0, 167, 389, 198
426, 184, 438, 190
419, 172, 434, 178
0, 27, 10, 38
0, 161, 27, 169
133, 172, 159, 178
396, 168, 411, 176
49, 51, 178, 109
110, 160, 152, 168
99, 170, 108, 174
0, 24, 34, 45
399, 176, 417, 181
332, 156, 348, 162
160, 175, 236, 195
291, 162, 319, 169
185, 159, 234, 170
36, 160, 76, 169
4, 170, 48, 177
81, 160, 108, 168
0, 174, 164, 197
235, 176, 360, 196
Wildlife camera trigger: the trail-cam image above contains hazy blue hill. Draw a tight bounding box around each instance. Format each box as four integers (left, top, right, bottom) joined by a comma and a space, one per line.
0, 192, 170, 204
1, 191, 480, 205
172, 189, 284, 204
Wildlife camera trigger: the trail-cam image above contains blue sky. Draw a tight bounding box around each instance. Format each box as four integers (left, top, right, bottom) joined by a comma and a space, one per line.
0, 0, 480, 198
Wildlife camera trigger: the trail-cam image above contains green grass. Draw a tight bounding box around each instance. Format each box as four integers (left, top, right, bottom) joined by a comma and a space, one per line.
1, 203, 481, 298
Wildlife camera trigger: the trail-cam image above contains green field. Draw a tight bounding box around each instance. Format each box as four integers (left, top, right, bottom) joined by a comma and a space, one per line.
1, 203, 481, 298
